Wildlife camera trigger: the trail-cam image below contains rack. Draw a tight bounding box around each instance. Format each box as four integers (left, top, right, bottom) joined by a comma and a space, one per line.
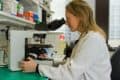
0, 11, 35, 28
0, 0, 53, 28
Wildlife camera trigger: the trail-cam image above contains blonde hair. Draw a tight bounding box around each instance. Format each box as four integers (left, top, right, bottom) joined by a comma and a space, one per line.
66, 0, 106, 39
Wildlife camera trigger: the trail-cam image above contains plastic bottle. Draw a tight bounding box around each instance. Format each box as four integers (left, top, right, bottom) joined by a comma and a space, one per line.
24, 11, 34, 22
16, 0, 24, 17
33, 13, 40, 24
11, 0, 18, 15
3, 0, 14, 14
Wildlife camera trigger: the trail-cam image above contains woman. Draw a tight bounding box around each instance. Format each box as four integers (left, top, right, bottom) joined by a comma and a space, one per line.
20, 0, 111, 80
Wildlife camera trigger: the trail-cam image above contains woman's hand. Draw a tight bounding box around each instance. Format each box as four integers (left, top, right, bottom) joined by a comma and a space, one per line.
20, 57, 37, 72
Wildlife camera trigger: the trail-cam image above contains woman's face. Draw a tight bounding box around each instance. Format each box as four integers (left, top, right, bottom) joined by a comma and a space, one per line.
65, 10, 80, 32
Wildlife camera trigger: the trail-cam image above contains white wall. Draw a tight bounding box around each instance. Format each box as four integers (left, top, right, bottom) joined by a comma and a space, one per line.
51, 0, 66, 20
51, 0, 96, 20
85, 0, 96, 17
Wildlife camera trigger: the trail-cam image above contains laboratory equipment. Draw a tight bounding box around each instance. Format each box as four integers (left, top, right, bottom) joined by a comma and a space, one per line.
8, 30, 66, 71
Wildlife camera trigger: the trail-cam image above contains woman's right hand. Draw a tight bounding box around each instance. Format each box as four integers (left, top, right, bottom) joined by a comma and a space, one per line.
20, 57, 37, 72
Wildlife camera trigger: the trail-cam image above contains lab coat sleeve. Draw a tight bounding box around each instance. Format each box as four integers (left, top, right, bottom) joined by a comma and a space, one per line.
38, 60, 76, 80
38, 35, 107, 80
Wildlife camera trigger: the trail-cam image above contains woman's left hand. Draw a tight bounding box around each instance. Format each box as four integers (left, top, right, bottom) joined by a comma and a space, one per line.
20, 57, 37, 72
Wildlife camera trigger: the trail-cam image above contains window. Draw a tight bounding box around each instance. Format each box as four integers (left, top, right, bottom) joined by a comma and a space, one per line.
109, 0, 120, 47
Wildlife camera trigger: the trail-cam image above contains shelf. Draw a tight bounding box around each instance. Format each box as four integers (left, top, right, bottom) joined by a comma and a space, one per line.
0, 11, 35, 28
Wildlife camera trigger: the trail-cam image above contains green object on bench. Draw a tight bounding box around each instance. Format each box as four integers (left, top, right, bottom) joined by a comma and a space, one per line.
0, 67, 47, 80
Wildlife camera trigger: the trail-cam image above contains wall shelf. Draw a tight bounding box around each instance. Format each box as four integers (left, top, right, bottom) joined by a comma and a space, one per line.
0, 11, 35, 28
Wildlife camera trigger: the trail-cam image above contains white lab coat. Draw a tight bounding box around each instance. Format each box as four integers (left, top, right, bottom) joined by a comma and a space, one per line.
38, 31, 111, 80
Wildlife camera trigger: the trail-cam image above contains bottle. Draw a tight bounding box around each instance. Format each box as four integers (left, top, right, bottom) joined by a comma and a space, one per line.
33, 13, 40, 23
3, 0, 14, 14
11, 0, 18, 16
16, 0, 24, 17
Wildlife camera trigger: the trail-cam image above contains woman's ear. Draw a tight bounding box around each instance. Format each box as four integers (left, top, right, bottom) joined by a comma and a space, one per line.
65, 21, 68, 25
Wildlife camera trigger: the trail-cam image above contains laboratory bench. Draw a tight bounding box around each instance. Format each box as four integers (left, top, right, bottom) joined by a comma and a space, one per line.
0, 66, 48, 80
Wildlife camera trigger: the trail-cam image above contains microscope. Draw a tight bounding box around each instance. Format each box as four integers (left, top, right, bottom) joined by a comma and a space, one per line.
8, 18, 74, 71
9, 30, 66, 71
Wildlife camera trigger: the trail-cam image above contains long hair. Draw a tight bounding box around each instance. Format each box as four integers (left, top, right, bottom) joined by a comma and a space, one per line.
66, 0, 106, 39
